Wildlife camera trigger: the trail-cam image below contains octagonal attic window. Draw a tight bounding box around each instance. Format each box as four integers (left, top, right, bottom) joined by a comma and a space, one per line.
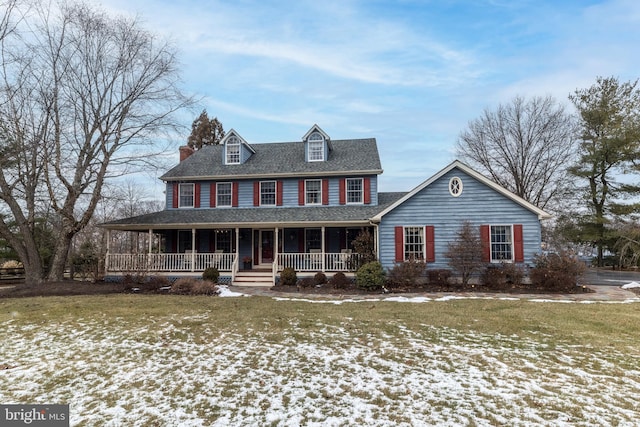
449, 176, 463, 197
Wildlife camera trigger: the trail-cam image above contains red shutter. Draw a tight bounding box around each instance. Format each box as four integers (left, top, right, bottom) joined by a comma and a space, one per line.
210, 183, 216, 207
364, 177, 371, 204
277, 181, 283, 206
425, 225, 435, 262
253, 181, 260, 206
322, 179, 329, 205
514, 224, 524, 262
172, 183, 178, 208
339, 179, 346, 205
394, 226, 404, 262
194, 183, 201, 208
232, 182, 239, 207
298, 180, 305, 206
480, 225, 490, 262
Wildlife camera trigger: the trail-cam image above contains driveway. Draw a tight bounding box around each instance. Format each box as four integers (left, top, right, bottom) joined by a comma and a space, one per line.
582, 268, 640, 286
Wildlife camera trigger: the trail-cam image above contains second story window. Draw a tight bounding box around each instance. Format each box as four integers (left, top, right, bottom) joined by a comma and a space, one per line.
226, 136, 240, 164
217, 182, 232, 207
261, 181, 276, 206
179, 183, 194, 208
308, 132, 324, 161
346, 178, 363, 204
305, 180, 321, 205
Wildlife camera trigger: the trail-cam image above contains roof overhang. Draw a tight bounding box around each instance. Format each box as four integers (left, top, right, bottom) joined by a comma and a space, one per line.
161, 169, 384, 182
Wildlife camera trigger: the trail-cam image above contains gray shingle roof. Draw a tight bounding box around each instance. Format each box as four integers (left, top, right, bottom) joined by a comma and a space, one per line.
102, 192, 406, 231
160, 138, 382, 180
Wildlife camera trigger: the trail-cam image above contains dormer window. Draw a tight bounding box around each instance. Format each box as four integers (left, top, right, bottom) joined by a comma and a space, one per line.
226, 136, 240, 164
308, 132, 324, 162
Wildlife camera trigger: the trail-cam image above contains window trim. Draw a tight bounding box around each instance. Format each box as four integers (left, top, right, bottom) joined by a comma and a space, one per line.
305, 179, 322, 205
489, 224, 514, 263
216, 182, 232, 207
178, 183, 195, 208
403, 226, 425, 261
449, 176, 463, 197
225, 136, 240, 165
260, 180, 277, 206
346, 178, 364, 204
307, 132, 324, 162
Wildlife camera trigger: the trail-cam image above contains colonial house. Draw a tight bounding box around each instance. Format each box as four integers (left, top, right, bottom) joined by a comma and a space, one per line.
102, 125, 551, 286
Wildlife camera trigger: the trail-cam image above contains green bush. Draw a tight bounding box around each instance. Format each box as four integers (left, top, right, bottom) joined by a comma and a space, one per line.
202, 267, 219, 283
530, 252, 586, 291
329, 272, 351, 289
356, 261, 386, 291
280, 267, 297, 287
313, 272, 327, 285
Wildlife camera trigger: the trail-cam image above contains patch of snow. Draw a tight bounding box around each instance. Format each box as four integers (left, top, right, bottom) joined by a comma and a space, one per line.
621, 281, 640, 289
216, 285, 249, 297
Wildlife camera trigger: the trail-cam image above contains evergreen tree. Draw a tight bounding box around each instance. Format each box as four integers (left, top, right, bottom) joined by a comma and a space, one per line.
187, 110, 225, 149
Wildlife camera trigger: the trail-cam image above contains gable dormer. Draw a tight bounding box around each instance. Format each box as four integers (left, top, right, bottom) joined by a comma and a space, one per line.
221, 129, 255, 165
302, 124, 332, 162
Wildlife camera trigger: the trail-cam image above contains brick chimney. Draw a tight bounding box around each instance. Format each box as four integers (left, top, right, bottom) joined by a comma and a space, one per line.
179, 146, 195, 162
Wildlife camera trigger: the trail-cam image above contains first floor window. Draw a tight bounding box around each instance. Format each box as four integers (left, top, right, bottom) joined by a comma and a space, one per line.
217, 182, 232, 207
490, 225, 512, 261
215, 229, 232, 252
261, 181, 276, 206
404, 226, 424, 260
305, 179, 321, 204
346, 178, 363, 204
179, 183, 194, 208
306, 228, 322, 251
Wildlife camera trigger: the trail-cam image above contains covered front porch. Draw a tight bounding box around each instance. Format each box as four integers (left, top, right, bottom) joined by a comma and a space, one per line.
104, 225, 372, 283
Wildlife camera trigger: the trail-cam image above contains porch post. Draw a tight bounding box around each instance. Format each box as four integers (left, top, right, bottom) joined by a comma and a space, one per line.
321, 226, 326, 272
274, 227, 279, 270
147, 228, 153, 270
235, 227, 240, 266
191, 228, 196, 272
105, 229, 111, 274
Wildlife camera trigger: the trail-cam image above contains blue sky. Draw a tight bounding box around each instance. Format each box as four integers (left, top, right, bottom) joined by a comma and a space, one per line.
100, 0, 640, 194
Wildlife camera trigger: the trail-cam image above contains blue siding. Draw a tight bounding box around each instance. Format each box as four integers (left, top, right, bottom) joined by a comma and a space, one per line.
166, 175, 379, 210
378, 168, 543, 269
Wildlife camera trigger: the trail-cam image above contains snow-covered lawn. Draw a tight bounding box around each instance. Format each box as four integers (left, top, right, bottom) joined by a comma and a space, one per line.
1, 296, 639, 426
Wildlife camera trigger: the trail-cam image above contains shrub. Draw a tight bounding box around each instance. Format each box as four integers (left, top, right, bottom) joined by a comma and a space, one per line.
171, 278, 199, 295
202, 267, 219, 283
329, 272, 351, 289
280, 267, 297, 287
191, 280, 218, 295
387, 258, 426, 288
480, 265, 508, 290
427, 269, 451, 286
444, 221, 484, 286
313, 272, 327, 285
356, 261, 386, 291
351, 229, 377, 268
529, 252, 586, 291
297, 277, 315, 289
138, 276, 171, 292
502, 262, 525, 287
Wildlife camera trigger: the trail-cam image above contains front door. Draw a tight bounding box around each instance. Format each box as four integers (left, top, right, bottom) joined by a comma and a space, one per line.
259, 230, 274, 265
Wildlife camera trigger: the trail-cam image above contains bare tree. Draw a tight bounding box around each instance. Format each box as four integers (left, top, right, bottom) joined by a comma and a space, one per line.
444, 221, 484, 286
456, 95, 577, 210
0, 2, 191, 284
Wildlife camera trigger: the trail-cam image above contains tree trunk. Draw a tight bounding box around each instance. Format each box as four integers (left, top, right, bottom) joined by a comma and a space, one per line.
47, 233, 73, 282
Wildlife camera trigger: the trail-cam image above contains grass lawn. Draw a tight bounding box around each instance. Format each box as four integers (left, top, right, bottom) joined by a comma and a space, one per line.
1, 294, 639, 426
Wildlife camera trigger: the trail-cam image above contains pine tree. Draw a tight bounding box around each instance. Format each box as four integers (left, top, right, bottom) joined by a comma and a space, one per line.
187, 110, 225, 149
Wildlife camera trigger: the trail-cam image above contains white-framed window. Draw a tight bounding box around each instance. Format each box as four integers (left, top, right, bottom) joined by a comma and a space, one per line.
226, 136, 240, 164
346, 178, 363, 204
217, 182, 232, 207
179, 183, 194, 208
215, 229, 232, 252
305, 179, 322, 205
260, 181, 276, 206
404, 226, 424, 260
308, 132, 324, 161
490, 225, 513, 262
306, 228, 322, 251
449, 176, 463, 197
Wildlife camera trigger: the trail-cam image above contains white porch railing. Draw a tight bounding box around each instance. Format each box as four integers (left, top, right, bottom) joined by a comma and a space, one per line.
106, 253, 236, 273
277, 252, 362, 272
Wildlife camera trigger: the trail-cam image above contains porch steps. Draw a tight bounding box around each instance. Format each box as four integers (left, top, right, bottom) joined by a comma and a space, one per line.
232, 270, 274, 287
